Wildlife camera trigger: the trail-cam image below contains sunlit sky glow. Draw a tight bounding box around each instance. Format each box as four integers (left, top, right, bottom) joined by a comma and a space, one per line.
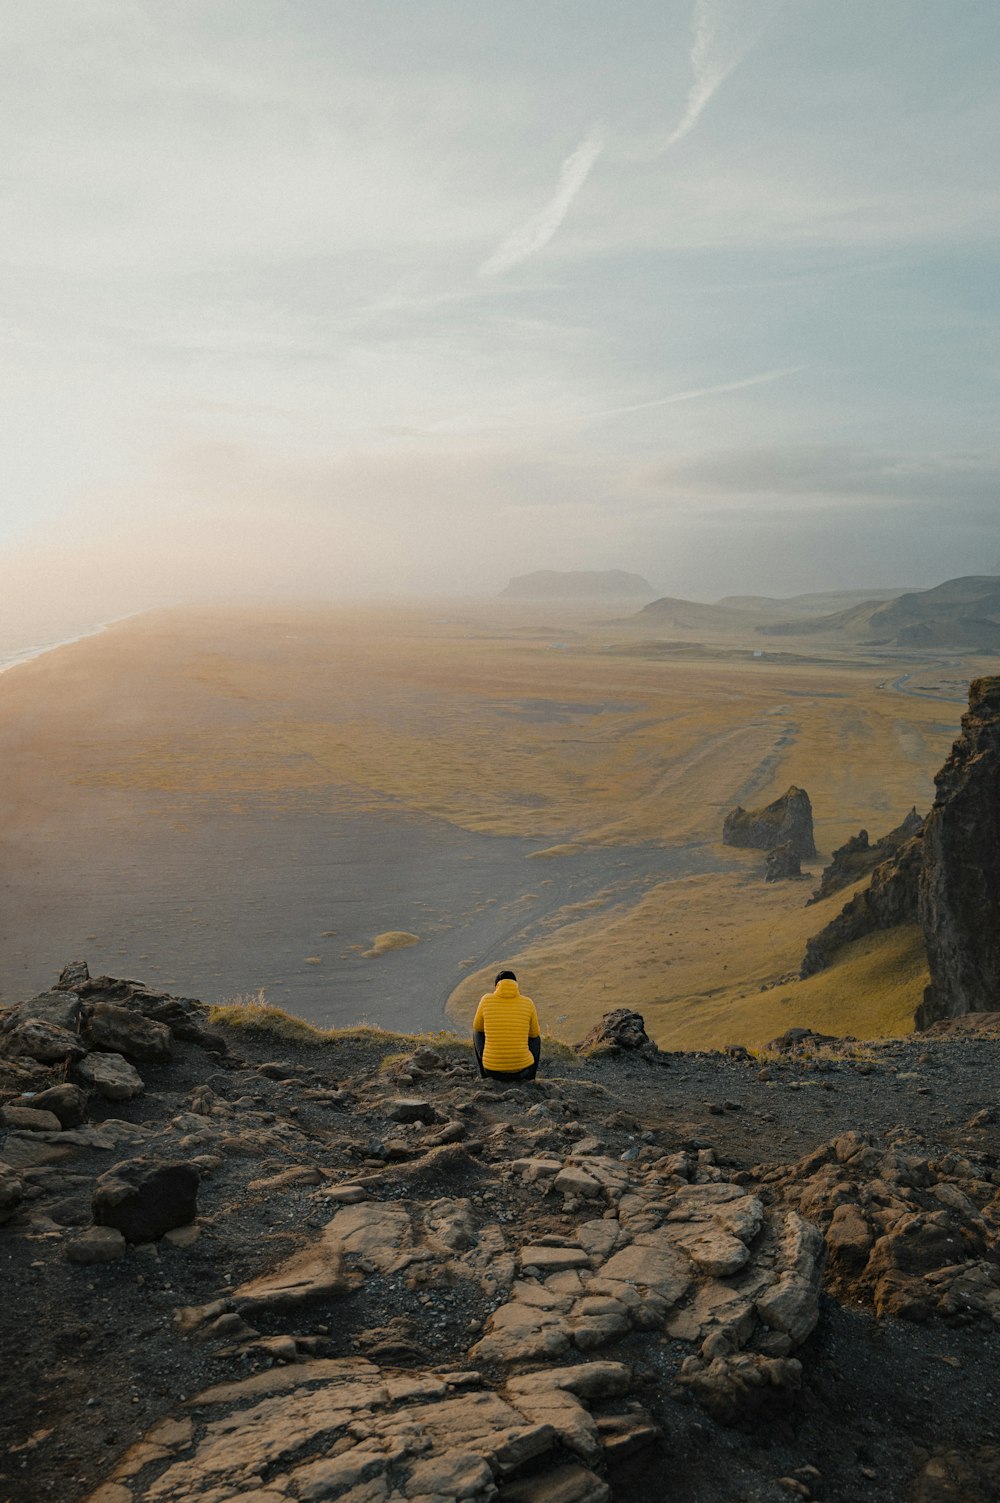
2, 0, 999, 611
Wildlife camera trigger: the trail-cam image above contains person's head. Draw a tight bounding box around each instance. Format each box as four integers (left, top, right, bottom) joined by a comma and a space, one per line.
494, 969, 517, 986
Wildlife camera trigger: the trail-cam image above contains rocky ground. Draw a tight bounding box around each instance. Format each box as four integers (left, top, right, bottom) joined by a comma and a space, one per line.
2, 971, 1000, 1503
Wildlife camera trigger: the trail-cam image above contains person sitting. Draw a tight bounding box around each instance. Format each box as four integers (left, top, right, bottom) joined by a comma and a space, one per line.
472, 969, 541, 1082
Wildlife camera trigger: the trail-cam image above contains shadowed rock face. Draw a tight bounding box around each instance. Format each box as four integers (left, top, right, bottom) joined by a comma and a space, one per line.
808, 808, 924, 905
801, 835, 923, 978
917, 676, 1000, 1027
723, 786, 816, 860
764, 842, 803, 882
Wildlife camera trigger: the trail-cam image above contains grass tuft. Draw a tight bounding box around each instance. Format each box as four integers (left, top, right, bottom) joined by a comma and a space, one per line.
210, 996, 583, 1073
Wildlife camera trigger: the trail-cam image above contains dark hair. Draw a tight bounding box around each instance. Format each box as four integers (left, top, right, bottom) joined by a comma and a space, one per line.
494, 969, 517, 985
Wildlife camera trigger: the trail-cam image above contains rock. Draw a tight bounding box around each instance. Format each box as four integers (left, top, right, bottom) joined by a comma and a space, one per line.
519, 1245, 590, 1274
918, 676, 1000, 1024
2, 1019, 86, 1064
677, 1351, 803, 1424
767, 1027, 837, 1053
471, 1297, 573, 1365
92, 1158, 199, 1243
808, 809, 923, 904
247, 1165, 324, 1193
501, 1463, 611, 1503
723, 786, 816, 859
324, 1184, 368, 1203
514, 1157, 563, 1184
825, 1203, 873, 1277
163, 1223, 200, 1249
55, 960, 91, 990
219, 1203, 408, 1319
764, 842, 803, 881
801, 834, 924, 977
553, 1166, 603, 1199
0, 1105, 62, 1132
86, 1002, 172, 1063
754, 1273, 819, 1344
866, 1211, 975, 1320
0, 1165, 25, 1223
65, 1226, 127, 1264
139, 1358, 567, 1499
76, 1051, 144, 1101
914, 1447, 1000, 1503
24, 1083, 87, 1127
4, 989, 84, 1032
574, 1009, 651, 1054
385, 1098, 439, 1125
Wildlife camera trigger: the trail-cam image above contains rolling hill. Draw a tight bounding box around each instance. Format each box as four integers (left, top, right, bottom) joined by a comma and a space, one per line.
761, 575, 1000, 649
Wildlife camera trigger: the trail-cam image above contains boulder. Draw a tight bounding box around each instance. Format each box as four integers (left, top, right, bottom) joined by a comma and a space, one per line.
764, 842, 802, 882
55, 960, 91, 991
85, 1003, 172, 1063
0, 1105, 62, 1133
93, 1158, 200, 1243
64, 1226, 127, 1264
76, 1051, 144, 1101
918, 676, 1000, 1024
4, 989, 83, 1032
0, 1165, 24, 1224
574, 1009, 652, 1054
24, 1083, 87, 1128
2, 1018, 86, 1064
385, 1098, 439, 1125
723, 786, 816, 859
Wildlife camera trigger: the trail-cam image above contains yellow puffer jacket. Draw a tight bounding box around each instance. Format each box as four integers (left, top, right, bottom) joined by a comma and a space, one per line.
473, 979, 540, 1071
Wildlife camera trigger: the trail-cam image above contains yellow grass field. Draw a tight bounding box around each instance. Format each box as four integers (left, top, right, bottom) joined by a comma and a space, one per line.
0, 602, 982, 1044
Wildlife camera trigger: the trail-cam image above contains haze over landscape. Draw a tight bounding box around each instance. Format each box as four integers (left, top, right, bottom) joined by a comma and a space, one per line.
3, 0, 1000, 623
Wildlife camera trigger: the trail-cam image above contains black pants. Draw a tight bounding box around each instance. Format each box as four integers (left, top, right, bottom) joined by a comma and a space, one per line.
481, 1062, 538, 1082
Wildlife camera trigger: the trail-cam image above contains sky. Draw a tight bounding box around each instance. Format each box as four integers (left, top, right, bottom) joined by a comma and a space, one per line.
2, 0, 999, 614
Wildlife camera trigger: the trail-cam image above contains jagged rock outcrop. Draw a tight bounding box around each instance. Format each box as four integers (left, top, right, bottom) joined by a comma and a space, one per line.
574, 1010, 653, 1055
759, 1129, 1000, 1325
800, 833, 923, 977
917, 676, 1000, 1027
723, 786, 816, 859
808, 807, 924, 904
764, 842, 802, 882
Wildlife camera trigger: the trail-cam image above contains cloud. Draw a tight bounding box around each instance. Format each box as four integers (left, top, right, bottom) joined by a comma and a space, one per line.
586, 365, 804, 422
479, 124, 605, 277
659, 0, 787, 155
639, 444, 1000, 511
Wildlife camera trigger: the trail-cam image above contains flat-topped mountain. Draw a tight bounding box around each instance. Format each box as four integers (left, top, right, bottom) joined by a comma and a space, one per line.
499, 570, 657, 600
762, 575, 1000, 649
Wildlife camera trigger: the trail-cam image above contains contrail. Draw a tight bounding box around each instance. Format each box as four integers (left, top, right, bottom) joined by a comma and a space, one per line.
588, 365, 804, 421
660, 0, 787, 154
479, 123, 605, 278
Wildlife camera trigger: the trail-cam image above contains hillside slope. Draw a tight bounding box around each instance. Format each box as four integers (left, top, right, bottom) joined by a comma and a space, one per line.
763, 575, 1000, 649
3, 972, 1000, 1503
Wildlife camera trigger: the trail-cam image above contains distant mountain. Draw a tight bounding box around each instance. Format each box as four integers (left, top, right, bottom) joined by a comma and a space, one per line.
626, 595, 767, 632
762, 575, 1000, 649
717, 588, 915, 620
499, 569, 656, 600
